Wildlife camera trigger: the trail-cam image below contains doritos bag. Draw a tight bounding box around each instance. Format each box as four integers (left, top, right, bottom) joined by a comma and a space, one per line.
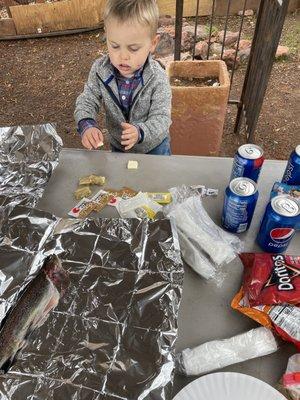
232, 253, 300, 349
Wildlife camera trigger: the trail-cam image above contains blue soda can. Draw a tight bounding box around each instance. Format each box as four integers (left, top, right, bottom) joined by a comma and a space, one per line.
230, 144, 264, 183
256, 195, 300, 253
222, 177, 259, 233
282, 145, 300, 185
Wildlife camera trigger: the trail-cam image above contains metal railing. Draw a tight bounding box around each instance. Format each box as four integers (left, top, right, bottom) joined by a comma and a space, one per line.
234, 0, 289, 141
174, 0, 289, 141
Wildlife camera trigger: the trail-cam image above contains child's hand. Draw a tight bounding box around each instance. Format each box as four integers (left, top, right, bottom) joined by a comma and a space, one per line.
121, 123, 139, 151
82, 128, 104, 150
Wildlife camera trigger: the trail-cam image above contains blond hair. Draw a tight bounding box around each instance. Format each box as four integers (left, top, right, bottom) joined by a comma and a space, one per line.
103, 0, 159, 37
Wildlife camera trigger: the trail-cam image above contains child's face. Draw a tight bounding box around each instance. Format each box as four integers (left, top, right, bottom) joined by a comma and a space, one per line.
105, 17, 159, 77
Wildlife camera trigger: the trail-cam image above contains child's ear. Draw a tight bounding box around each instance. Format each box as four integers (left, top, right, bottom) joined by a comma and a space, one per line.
150, 34, 160, 53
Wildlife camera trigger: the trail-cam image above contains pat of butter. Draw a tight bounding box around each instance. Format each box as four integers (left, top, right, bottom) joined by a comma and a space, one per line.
127, 160, 139, 170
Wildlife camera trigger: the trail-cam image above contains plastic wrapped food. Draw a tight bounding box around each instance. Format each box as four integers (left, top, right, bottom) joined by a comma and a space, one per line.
165, 186, 242, 283
232, 253, 300, 348
176, 327, 278, 376
177, 229, 216, 280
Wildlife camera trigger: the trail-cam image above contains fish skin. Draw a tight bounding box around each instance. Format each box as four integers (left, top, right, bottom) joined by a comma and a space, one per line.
0, 255, 68, 373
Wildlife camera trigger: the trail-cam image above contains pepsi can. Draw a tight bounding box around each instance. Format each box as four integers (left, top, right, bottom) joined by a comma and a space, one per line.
256, 195, 300, 253
282, 145, 300, 185
222, 177, 259, 233
230, 144, 264, 183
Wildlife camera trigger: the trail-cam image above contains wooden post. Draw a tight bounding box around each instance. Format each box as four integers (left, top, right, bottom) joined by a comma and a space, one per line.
3, 0, 19, 17
174, 0, 184, 60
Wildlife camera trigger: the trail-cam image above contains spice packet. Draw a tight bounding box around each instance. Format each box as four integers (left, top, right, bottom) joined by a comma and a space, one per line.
68, 198, 95, 218
117, 192, 162, 219
107, 187, 138, 207
147, 192, 172, 204
91, 190, 114, 212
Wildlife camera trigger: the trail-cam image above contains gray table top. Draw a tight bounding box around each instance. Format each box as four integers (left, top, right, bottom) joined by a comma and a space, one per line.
38, 149, 298, 397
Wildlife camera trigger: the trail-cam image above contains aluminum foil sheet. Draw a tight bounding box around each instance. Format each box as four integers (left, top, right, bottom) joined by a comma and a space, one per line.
0, 206, 183, 399
0, 124, 62, 208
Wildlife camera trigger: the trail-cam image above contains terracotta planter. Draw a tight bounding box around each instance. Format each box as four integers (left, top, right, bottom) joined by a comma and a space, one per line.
167, 60, 230, 156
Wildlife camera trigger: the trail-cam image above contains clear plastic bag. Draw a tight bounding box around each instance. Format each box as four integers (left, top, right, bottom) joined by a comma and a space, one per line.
281, 354, 300, 400
177, 229, 217, 280
165, 186, 243, 283
176, 327, 278, 376
117, 192, 162, 219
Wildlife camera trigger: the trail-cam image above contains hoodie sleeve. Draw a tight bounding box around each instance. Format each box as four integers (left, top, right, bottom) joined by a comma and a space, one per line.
133, 69, 172, 152
74, 60, 103, 125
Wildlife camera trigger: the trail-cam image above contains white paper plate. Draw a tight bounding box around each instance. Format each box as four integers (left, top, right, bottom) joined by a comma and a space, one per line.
173, 372, 286, 400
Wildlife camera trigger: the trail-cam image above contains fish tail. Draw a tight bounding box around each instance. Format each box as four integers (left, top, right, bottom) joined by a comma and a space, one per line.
0, 338, 28, 374
0, 351, 18, 374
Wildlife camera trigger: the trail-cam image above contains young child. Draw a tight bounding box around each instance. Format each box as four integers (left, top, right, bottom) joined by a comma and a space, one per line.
74, 0, 172, 155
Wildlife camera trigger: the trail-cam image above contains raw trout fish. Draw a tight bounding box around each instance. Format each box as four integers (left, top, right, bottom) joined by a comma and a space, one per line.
0, 255, 68, 373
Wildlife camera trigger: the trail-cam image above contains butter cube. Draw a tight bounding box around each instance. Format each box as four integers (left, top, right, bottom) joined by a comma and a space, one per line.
127, 160, 139, 170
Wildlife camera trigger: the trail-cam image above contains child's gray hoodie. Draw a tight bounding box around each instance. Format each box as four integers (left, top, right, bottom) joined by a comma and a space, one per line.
74, 54, 172, 153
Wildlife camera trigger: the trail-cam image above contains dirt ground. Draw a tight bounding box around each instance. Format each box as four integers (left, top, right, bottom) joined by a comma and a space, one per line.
0, 13, 299, 159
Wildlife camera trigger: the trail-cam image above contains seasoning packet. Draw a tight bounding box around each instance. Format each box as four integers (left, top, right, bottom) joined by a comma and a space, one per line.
91, 190, 114, 212
68, 198, 95, 218
117, 192, 162, 219
147, 192, 172, 204
79, 174, 106, 186
107, 187, 138, 207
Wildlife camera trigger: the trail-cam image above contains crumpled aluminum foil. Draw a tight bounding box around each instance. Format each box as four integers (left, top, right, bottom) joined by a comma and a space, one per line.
0, 124, 183, 399
0, 124, 62, 208
0, 207, 183, 399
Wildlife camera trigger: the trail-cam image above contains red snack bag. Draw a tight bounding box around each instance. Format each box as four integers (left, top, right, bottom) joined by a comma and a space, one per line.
241, 253, 300, 307
232, 253, 300, 349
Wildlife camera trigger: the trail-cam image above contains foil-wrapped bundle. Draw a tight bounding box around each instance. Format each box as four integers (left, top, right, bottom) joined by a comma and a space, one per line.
0, 124, 62, 208
0, 206, 183, 399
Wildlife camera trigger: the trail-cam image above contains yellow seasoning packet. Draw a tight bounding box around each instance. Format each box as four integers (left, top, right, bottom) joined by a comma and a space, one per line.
117, 192, 162, 219
147, 192, 172, 204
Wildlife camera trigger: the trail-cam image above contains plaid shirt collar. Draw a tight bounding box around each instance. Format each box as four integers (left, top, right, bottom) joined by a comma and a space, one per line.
112, 64, 144, 84
101, 54, 153, 87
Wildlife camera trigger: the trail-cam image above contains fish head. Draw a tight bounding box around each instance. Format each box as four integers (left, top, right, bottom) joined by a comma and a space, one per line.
43, 255, 69, 296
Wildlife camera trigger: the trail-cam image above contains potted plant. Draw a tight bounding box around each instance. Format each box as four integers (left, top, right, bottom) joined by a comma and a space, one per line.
167, 60, 230, 156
